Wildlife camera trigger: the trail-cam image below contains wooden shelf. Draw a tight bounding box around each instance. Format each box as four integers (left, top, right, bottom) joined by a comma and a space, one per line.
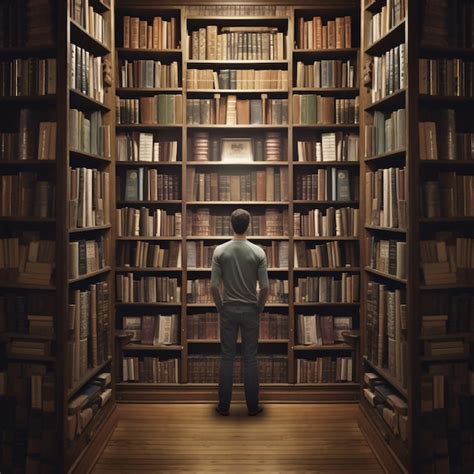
419, 45, 474, 58
293, 343, 353, 351
293, 236, 359, 241
365, 267, 407, 284
420, 282, 474, 291
70, 20, 110, 56
123, 344, 183, 351
69, 148, 112, 163
115, 267, 182, 272
116, 200, 182, 205
116, 124, 182, 130
364, 149, 406, 164
116, 47, 182, 57
187, 89, 288, 95
0, 46, 56, 58
0, 281, 55, 291
292, 87, 359, 95
293, 267, 361, 272
188, 267, 288, 272
7, 353, 56, 362
187, 161, 288, 166
420, 354, 470, 362
0, 159, 56, 166
67, 358, 113, 399
68, 266, 111, 284
186, 235, 288, 240
293, 48, 358, 57
116, 161, 181, 166
293, 200, 358, 205
187, 124, 288, 129
0, 94, 56, 104
364, 20, 405, 56
70, 89, 110, 112
69, 225, 111, 234
187, 303, 289, 308
188, 339, 288, 344
365, 225, 407, 234
419, 94, 474, 106
187, 59, 288, 66
364, 0, 386, 12
116, 87, 183, 95
116, 236, 182, 241
293, 161, 359, 167
419, 217, 474, 224
293, 124, 359, 130
363, 356, 408, 398
0, 216, 55, 223
186, 15, 290, 22
418, 332, 474, 341
364, 89, 406, 112
116, 302, 182, 307
186, 201, 289, 205
419, 160, 474, 167
3, 332, 55, 341
294, 302, 359, 307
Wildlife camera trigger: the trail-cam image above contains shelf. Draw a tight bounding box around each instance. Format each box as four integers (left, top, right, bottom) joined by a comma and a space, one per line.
116, 267, 182, 272
67, 358, 112, 399
293, 267, 361, 272
68, 266, 111, 284
187, 124, 288, 129
293, 200, 358, 205
188, 267, 288, 272
116, 124, 182, 130
292, 87, 359, 95
419, 94, 474, 106
187, 303, 288, 308
70, 89, 110, 112
7, 354, 56, 362
420, 354, 470, 362
0, 216, 55, 223
116, 302, 181, 307
187, 161, 288, 166
363, 356, 408, 398
293, 48, 358, 58
186, 201, 289, 206
364, 0, 386, 13
293, 124, 359, 130
188, 339, 288, 344
117, 200, 182, 205
419, 45, 474, 58
187, 89, 288, 95
419, 217, 474, 224
116, 161, 181, 167
123, 344, 183, 351
0, 94, 56, 105
293, 343, 353, 351
187, 59, 288, 66
365, 20, 405, 56
116, 87, 183, 95
0, 46, 56, 58
186, 235, 288, 241
0, 281, 55, 291
0, 159, 56, 166
3, 332, 55, 341
294, 302, 359, 307
293, 161, 359, 167
70, 20, 110, 56
69, 225, 111, 234
294, 236, 358, 241
365, 89, 406, 112
418, 332, 474, 341
419, 160, 474, 167
365, 267, 407, 284
116, 236, 182, 241
186, 15, 290, 22
364, 149, 406, 164
420, 283, 474, 291
116, 47, 182, 57
69, 148, 112, 164
365, 225, 407, 234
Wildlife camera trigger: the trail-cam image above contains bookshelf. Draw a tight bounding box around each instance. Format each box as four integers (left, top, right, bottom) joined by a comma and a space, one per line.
0, 0, 117, 472
359, 0, 474, 473
114, 1, 361, 403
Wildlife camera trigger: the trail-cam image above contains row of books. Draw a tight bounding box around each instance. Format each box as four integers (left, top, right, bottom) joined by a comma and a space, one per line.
186, 96, 288, 125
295, 60, 357, 89
67, 372, 112, 442
0, 293, 54, 334
296, 357, 353, 383
68, 167, 111, 229
122, 357, 179, 383
296, 16, 352, 50
187, 5, 289, 16
364, 109, 406, 157
420, 292, 474, 335
0, 58, 56, 97
189, 26, 286, 61
116, 95, 183, 125
186, 312, 289, 340
116, 207, 182, 237
423, 338, 468, 358
187, 355, 288, 384
292, 96, 358, 125
118, 60, 179, 89
365, 166, 407, 229
187, 242, 216, 268
187, 208, 288, 237
423, 173, 474, 218
419, 58, 474, 97
0, 234, 55, 286
419, 109, 474, 161
420, 233, 474, 285
186, 69, 288, 90
294, 274, 359, 303
120, 169, 180, 202
70, 0, 110, 47
191, 132, 287, 162
116, 274, 180, 303
294, 168, 355, 201
366, 284, 407, 387
0, 173, 54, 218
259, 241, 289, 268
293, 207, 359, 237
187, 168, 289, 202
122, 15, 179, 50
117, 241, 181, 268
68, 283, 110, 387
0, 0, 55, 48
117, 133, 178, 163
294, 241, 359, 268
366, 0, 406, 47
296, 133, 359, 162
0, 363, 56, 472
70, 45, 105, 103
369, 237, 407, 279
8, 338, 52, 357
69, 109, 111, 158
69, 237, 106, 279
0, 110, 56, 161
369, 44, 406, 104
122, 314, 179, 345
297, 314, 352, 345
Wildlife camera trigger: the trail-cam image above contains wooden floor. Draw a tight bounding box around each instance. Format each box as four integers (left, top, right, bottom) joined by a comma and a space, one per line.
93, 403, 384, 473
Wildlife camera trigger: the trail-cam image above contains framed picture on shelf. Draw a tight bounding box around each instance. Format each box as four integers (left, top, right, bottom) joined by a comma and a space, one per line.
220, 138, 254, 162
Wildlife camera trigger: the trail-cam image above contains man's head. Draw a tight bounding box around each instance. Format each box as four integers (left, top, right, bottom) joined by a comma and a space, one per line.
230, 208, 250, 235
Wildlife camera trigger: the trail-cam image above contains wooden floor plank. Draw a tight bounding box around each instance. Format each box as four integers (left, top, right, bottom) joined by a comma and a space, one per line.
92, 404, 383, 473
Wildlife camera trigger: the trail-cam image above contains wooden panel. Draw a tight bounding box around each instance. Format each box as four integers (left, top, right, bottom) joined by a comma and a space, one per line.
93, 403, 383, 473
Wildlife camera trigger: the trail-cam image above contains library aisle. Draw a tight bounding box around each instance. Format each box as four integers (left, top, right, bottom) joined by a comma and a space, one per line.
92, 403, 383, 473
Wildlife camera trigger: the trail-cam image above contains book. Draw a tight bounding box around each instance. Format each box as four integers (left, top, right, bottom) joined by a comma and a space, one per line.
294, 207, 359, 237
369, 237, 407, 279
293, 95, 359, 124
118, 60, 179, 88
295, 168, 357, 201
296, 15, 352, 49
116, 95, 183, 124
68, 236, 106, 279
296, 357, 353, 383
69, 109, 111, 158
116, 274, 181, 303
122, 357, 179, 383
294, 274, 359, 303
116, 133, 178, 162
295, 60, 357, 88
70, 44, 105, 103
117, 241, 181, 268
122, 15, 179, 49
116, 207, 181, 237
364, 109, 406, 157
294, 241, 358, 268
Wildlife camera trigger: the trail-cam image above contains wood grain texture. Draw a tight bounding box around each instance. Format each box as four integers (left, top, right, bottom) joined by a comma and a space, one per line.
92, 403, 384, 473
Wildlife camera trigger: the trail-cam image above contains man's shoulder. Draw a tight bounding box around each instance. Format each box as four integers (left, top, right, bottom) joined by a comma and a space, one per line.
245, 240, 266, 258
214, 240, 232, 256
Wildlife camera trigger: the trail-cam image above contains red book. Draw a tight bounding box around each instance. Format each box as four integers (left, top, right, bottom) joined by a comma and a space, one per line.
141, 316, 156, 345
320, 316, 335, 345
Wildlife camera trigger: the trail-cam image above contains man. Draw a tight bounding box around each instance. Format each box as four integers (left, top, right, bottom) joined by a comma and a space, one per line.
211, 208, 269, 416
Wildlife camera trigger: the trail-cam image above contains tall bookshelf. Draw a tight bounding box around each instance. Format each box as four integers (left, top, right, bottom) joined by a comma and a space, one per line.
0, 0, 117, 472
358, 0, 474, 473
114, 0, 361, 403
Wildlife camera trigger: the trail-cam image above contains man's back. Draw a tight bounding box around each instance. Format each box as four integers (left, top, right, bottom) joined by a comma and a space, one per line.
212, 239, 267, 308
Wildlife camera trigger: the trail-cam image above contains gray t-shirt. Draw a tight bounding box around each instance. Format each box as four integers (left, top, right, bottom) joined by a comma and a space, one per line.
210, 239, 269, 312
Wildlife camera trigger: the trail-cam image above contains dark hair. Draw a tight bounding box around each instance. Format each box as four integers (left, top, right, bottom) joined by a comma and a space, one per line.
230, 208, 250, 235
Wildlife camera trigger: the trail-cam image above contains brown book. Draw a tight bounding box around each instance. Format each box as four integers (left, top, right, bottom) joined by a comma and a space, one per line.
131, 17, 139, 49
236, 99, 250, 125
139, 20, 147, 49
141, 316, 155, 345
344, 16, 352, 48
320, 316, 335, 345
335, 17, 344, 49
123, 16, 130, 48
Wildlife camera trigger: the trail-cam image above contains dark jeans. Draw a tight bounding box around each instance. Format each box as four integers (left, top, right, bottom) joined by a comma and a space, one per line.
218, 302, 259, 411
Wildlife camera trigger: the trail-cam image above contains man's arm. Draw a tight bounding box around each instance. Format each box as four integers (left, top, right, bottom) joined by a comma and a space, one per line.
257, 253, 269, 313
210, 252, 223, 312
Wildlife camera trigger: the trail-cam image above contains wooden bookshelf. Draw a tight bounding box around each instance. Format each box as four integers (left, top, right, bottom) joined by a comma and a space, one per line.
114, 0, 360, 399
358, 1, 474, 473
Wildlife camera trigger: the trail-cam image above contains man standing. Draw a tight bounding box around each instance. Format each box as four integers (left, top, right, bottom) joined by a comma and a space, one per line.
211, 209, 269, 416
